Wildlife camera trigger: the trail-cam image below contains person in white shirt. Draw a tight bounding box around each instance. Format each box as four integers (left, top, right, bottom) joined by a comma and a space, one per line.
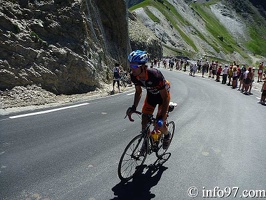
222, 64, 229, 84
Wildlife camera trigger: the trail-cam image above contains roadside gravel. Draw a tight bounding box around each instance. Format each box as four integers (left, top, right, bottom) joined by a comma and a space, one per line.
0, 84, 132, 115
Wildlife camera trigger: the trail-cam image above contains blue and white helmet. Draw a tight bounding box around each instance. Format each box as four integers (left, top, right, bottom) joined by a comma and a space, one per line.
128, 50, 148, 64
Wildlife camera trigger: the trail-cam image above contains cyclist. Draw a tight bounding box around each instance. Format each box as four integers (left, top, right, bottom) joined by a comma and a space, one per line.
126, 50, 171, 153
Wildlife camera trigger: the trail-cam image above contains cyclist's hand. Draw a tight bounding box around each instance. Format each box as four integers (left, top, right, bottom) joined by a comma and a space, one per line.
155, 116, 164, 129
126, 106, 136, 122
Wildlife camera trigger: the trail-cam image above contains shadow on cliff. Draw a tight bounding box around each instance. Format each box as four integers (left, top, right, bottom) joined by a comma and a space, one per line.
111, 153, 171, 200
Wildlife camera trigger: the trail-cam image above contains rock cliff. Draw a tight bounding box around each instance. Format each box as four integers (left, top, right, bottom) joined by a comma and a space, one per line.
0, 0, 129, 95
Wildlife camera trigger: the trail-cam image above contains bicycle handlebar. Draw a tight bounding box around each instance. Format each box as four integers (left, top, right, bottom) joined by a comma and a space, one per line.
125, 102, 177, 121
124, 110, 142, 122
125, 111, 163, 127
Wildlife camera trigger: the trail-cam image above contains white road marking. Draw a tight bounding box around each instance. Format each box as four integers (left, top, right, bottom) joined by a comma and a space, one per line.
127, 92, 135, 96
9, 103, 90, 119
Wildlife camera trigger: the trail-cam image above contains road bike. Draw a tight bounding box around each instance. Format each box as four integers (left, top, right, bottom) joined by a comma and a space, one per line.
117, 102, 177, 182
120, 72, 131, 88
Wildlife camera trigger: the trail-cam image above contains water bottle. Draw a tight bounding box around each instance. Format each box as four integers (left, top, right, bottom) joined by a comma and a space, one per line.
151, 120, 163, 142
151, 130, 159, 142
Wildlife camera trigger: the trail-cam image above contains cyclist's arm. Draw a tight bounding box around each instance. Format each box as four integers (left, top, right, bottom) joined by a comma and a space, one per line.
159, 88, 170, 121
133, 85, 142, 109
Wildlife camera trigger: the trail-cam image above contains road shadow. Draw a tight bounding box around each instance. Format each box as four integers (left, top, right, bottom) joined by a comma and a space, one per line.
111, 153, 171, 200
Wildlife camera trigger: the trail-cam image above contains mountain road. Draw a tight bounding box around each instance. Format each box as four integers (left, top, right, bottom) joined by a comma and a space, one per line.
0, 68, 265, 200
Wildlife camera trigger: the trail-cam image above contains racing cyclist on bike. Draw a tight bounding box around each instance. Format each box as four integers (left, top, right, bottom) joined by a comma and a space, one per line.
126, 50, 171, 153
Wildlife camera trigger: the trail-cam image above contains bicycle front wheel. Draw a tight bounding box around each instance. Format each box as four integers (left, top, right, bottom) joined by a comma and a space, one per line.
156, 121, 175, 158
118, 134, 148, 181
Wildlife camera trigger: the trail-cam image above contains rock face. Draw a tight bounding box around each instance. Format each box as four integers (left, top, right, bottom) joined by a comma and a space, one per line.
128, 12, 162, 60
0, 0, 130, 94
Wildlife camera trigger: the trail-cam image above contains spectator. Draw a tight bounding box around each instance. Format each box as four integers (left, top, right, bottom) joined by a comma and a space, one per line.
208, 62, 212, 78
211, 61, 217, 79
163, 59, 167, 68
258, 73, 266, 104
222, 64, 229, 84
232, 66, 238, 89
154, 57, 158, 67
112, 63, 121, 93
206, 60, 209, 73
243, 67, 252, 94
197, 59, 202, 73
180, 59, 184, 70
175, 59, 180, 70
184, 61, 189, 72
258, 62, 264, 82
202, 61, 208, 78
238, 66, 246, 92
237, 65, 241, 79
189, 63, 193, 76
169, 58, 174, 70
192, 63, 198, 77
248, 67, 255, 95
216, 65, 222, 82
227, 65, 233, 86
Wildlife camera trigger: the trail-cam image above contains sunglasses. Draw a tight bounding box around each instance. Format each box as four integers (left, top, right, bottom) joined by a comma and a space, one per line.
130, 64, 141, 69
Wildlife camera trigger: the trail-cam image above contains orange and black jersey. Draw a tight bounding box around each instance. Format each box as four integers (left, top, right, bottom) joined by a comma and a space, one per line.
130, 68, 170, 95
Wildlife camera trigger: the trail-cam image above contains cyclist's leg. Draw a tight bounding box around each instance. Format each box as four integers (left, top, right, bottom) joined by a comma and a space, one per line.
141, 96, 155, 131
138, 96, 156, 155
157, 92, 171, 149
157, 92, 171, 135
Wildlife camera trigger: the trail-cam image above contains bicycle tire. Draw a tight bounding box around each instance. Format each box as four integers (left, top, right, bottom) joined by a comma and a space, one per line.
156, 121, 175, 158
121, 79, 127, 87
118, 134, 148, 181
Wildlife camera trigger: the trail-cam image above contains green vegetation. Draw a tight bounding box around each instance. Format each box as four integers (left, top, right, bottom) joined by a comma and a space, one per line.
129, 0, 266, 61
13, 24, 20, 33
30, 31, 48, 47
130, 0, 198, 51
191, 3, 235, 53
163, 44, 193, 58
246, 27, 266, 56
144, 7, 160, 23
30, 31, 41, 42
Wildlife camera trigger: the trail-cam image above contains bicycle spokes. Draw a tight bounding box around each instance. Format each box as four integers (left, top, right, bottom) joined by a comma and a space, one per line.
118, 134, 147, 181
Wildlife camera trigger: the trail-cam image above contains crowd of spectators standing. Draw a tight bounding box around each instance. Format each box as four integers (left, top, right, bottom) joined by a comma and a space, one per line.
150, 58, 266, 105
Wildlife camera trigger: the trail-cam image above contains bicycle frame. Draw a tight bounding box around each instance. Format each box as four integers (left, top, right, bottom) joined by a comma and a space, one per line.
118, 102, 176, 181
133, 112, 164, 155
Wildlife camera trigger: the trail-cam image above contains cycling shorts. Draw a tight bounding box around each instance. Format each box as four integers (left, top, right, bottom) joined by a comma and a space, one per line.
142, 91, 171, 116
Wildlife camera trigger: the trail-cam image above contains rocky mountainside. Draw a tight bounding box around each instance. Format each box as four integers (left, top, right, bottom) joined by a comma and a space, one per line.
0, 0, 129, 95
128, 0, 266, 64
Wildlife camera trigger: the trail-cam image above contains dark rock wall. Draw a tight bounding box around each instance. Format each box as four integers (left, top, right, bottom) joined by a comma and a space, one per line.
0, 0, 130, 94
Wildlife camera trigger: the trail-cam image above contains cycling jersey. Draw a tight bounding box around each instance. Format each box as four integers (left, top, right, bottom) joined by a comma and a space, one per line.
130, 68, 170, 114
131, 68, 169, 92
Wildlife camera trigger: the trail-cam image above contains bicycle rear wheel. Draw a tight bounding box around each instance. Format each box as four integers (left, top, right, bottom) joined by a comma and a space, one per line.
156, 121, 175, 158
118, 134, 148, 181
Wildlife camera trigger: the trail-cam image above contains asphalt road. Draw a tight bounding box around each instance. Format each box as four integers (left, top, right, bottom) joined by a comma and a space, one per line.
0, 68, 265, 200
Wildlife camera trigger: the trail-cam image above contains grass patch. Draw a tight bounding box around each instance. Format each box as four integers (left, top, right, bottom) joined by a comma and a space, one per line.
144, 7, 160, 23
191, 3, 236, 53
245, 27, 266, 56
